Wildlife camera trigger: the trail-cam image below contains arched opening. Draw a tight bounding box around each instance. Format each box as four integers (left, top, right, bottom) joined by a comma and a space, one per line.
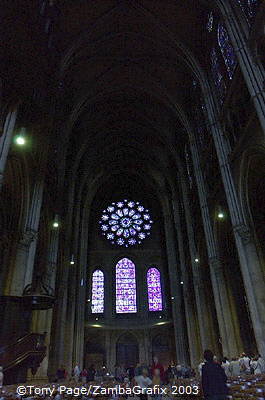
116, 258, 137, 314
91, 269, 104, 314
147, 267, 163, 311
116, 333, 139, 367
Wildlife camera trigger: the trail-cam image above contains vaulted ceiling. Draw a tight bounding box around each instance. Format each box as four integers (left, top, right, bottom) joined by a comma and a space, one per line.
3, 0, 219, 201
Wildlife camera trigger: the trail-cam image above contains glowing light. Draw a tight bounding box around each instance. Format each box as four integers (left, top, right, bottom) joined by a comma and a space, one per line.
15, 136, 26, 145
195, 258, 199, 263
53, 221, 59, 228
218, 212, 224, 219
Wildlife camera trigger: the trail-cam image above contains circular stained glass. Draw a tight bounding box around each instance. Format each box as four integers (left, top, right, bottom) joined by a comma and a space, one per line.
99, 200, 153, 247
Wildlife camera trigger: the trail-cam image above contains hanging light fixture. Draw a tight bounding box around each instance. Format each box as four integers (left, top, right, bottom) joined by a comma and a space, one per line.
14, 127, 27, 146
52, 214, 59, 228
70, 254, 75, 265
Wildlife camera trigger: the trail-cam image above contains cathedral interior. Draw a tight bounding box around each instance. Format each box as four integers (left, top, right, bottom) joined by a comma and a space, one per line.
1, 0, 265, 386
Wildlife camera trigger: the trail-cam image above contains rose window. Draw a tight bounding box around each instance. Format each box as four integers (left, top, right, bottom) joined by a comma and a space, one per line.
99, 200, 153, 247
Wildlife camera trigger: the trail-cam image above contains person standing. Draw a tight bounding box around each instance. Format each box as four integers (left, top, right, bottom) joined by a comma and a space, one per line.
134, 368, 152, 400
87, 364, 96, 382
73, 364, 81, 383
229, 358, 241, 376
56, 365, 66, 382
81, 368, 88, 383
257, 354, 265, 373
221, 358, 231, 378
250, 356, 262, 375
0, 366, 3, 388
152, 369, 162, 400
239, 353, 250, 374
201, 350, 229, 400
151, 357, 164, 382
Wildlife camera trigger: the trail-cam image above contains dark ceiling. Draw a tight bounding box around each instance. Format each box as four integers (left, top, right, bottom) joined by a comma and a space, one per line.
3, 0, 217, 203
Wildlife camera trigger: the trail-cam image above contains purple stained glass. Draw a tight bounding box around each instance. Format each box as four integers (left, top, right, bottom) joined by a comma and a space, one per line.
99, 200, 153, 247
91, 269, 104, 313
147, 267, 163, 311
218, 23, 237, 80
236, 0, 259, 22
116, 258, 137, 313
211, 47, 226, 102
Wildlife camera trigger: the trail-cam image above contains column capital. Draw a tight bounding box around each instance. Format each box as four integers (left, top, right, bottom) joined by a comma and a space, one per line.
233, 224, 253, 245
19, 229, 38, 247
209, 257, 223, 273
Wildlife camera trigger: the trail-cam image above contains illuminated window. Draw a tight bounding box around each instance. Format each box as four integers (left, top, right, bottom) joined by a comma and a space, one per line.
91, 270, 104, 313
211, 47, 227, 102
147, 268, 163, 311
236, 0, 259, 22
218, 23, 237, 80
99, 200, 153, 247
116, 258, 137, 313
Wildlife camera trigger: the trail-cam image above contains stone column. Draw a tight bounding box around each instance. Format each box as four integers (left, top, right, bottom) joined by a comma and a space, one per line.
8, 229, 38, 296
218, 1, 265, 135
29, 228, 59, 381
177, 178, 220, 356
0, 109, 17, 190
7, 179, 44, 296
203, 89, 265, 358
185, 139, 243, 358
162, 198, 189, 365
170, 192, 202, 367
72, 201, 88, 370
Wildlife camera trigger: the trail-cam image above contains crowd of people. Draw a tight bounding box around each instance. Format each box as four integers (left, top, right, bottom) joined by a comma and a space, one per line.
57, 357, 195, 386
198, 352, 265, 378
0, 351, 265, 399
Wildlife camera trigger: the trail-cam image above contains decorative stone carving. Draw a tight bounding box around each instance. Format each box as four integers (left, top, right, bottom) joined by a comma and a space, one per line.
209, 257, 223, 274
233, 224, 252, 245
19, 229, 38, 247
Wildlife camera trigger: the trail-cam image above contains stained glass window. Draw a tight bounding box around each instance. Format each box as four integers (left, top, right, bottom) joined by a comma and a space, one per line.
206, 11, 214, 32
99, 200, 153, 247
147, 267, 163, 311
91, 269, 104, 313
218, 23, 237, 80
211, 47, 227, 102
236, 0, 259, 22
116, 258, 137, 313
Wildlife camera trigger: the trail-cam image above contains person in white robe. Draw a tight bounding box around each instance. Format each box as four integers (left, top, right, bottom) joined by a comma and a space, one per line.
221, 358, 231, 377
230, 358, 241, 376
73, 364, 81, 383
0, 366, 3, 388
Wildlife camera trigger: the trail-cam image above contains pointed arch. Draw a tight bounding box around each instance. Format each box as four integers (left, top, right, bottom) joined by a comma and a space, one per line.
91, 269, 104, 313
147, 267, 163, 311
116, 258, 137, 313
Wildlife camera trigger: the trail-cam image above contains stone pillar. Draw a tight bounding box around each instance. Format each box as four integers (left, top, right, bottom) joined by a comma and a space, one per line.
218, 1, 265, 135
0, 109, 17, 190
162, 200, 189, 365
177, 179, 220, 356
105, 331, 111, 370
28, 228, 59, 381
8, 229, 38, 296
203, 89, 265, 358
8, 179, 44, 296
185, 140, 243, 358
72, 203, 88, 370
170, 193, 202, 367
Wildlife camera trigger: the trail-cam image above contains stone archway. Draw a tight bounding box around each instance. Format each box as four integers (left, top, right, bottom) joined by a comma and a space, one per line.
116, 332, 139, 368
